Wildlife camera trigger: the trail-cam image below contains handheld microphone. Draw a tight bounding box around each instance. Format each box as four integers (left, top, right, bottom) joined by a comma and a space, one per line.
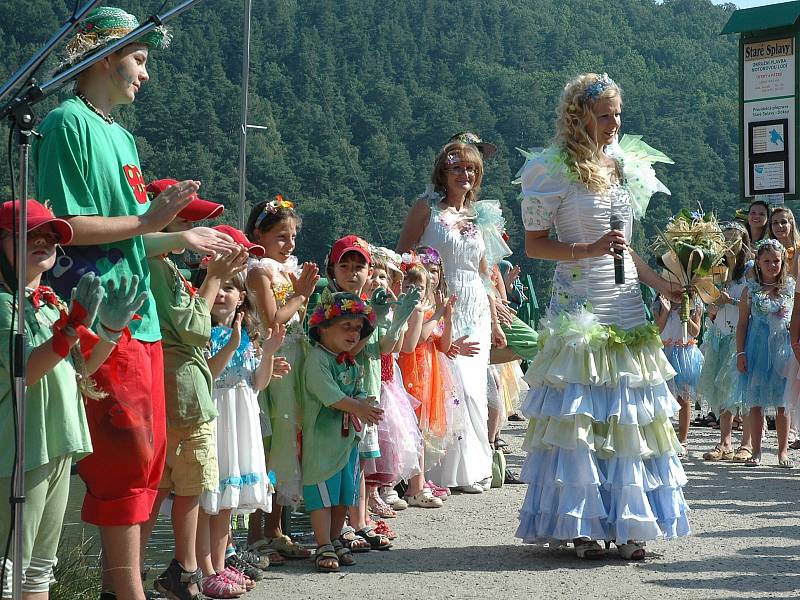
610, 213, 625, 285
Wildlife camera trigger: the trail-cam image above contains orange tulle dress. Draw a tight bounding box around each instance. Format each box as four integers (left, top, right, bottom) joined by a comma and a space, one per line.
397, 313, 449, 448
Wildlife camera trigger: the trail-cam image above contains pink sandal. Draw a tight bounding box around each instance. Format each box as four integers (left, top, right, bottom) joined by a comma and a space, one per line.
368, 490, 397, 518
201, 573, 244, 599
221, 567, 254, 591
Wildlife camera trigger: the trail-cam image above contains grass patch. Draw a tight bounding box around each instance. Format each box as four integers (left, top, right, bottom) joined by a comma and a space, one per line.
50, 533, 101, 600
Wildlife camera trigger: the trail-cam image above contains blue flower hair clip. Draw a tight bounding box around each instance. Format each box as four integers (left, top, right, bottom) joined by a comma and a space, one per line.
755, 238, 785, 254
584, 73, 616, 101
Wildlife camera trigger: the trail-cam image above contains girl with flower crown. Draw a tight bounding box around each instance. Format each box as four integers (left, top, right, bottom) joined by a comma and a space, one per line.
515, 72, 690, 560
396, 252, 456, 506
735, 238, 795, 467
243, 197, 319, 562
770, 207, 800, 279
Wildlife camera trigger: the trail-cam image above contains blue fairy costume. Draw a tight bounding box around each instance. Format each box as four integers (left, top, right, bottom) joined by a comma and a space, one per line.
654, 296, 704, 398
201, 325, 273, 515
515, 134, 690, 545
697, 274, 749, 415
736, 274, 794, 412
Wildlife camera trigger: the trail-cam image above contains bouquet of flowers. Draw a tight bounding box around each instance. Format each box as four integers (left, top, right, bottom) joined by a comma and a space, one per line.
654, 208, 730, 341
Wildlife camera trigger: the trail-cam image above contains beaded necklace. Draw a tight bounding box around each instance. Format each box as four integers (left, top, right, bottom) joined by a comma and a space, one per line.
75, 92, 114, 125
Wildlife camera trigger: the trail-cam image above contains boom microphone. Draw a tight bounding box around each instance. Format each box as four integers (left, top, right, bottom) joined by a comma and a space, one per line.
610, 213, 625, 285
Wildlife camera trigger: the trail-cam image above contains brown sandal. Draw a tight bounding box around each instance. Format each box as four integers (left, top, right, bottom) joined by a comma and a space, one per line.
703, 444, 734, 461
732, 447, 752, 463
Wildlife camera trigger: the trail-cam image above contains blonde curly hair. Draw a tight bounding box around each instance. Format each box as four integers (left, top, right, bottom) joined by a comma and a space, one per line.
555, 73, 622, 193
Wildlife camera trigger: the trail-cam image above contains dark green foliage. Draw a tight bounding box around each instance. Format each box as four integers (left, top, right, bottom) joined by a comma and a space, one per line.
0, 0, 741, 301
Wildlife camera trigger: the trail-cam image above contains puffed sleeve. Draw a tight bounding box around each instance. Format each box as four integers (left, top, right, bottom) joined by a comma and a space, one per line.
247, 256, 279, 279
515, 147, 570, 231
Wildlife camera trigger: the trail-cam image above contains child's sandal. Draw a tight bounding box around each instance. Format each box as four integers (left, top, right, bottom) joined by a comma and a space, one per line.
339, 526, 371, 553
373, 520, 397, 540
314, 544, 340, 572
331, 539, 355, 566
356, 525, 393, 550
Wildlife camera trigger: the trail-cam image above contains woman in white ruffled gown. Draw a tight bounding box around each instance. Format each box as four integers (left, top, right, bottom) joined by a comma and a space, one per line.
398, 141, 509, 492
515, 73, 690, 560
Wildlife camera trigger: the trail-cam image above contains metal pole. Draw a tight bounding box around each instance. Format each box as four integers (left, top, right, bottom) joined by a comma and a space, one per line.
10, 121, 32, 600
238, 0, 253, 231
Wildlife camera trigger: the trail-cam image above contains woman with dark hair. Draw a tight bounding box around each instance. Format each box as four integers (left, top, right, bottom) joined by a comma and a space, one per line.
745, 200, 770, 247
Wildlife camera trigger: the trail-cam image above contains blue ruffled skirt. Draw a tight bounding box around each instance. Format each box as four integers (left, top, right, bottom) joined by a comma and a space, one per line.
736, 320, 791, 411
663, 343, 703, 398
515, 317, 690, 545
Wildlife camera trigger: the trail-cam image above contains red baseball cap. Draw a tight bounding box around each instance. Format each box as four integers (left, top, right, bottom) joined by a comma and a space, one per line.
0, 199, 73, 244
146, 179, 224, 222
212, 225, 266, 257
328, 235, 372, 265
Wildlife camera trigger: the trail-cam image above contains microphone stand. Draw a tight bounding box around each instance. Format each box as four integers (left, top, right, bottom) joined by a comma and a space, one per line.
0, 2, 203, 598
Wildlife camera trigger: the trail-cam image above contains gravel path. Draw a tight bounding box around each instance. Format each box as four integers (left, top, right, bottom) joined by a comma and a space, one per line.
245, 421, 800, 600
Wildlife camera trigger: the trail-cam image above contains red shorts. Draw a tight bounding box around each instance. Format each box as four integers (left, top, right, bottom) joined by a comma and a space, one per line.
78, 336, 166, 526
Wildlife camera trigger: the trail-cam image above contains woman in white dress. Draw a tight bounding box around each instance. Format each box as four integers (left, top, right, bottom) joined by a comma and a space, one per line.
398, 142, 508, 493
515, 73, 690, 560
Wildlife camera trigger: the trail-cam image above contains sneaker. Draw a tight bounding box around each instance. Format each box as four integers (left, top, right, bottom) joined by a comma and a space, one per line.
225, 553, 264, 582
478, 477, 493, 491
201, 573, 244, 599
235, 547, 270, 570
379, 487, 408, 510
454, 483, 484, 494
154, 559, 207, 600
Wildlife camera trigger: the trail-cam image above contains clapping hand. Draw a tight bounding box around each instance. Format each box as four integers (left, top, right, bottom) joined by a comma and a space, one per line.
96, 275, 148, 339
271, 356, 291, 379
288, 263, 320, 298
206, 246, 250, 280
261, 324, 287, 357
182, 226, 238, 256
69, 272, 105, 332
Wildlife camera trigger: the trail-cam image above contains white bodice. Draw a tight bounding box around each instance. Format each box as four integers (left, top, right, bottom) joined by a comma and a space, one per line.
420, 203, 490, 338
527, 182, 646, 330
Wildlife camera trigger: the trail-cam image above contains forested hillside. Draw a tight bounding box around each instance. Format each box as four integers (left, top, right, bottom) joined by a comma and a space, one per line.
0, 0, 741, 299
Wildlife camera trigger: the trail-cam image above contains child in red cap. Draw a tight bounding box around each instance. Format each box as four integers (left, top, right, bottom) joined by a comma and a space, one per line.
141, 182, 252, 599
0, 199, 143, 597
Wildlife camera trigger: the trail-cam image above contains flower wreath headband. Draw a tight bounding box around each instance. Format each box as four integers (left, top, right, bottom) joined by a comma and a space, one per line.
308, 289, 376, 329
254, 195, 295, 229
567, 73, 617, 113
755, 237, 786, 254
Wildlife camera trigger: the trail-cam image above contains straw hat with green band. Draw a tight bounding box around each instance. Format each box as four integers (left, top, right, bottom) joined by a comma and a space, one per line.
59, 6, 171, 70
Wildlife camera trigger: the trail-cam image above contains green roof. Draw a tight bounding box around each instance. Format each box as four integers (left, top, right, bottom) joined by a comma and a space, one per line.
721, 0, 800, 34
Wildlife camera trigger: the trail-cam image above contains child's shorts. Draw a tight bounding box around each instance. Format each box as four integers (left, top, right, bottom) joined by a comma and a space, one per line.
303, 445, 360, 512
160, 420, 218, 496
0, 455, 71, 596
78, 337, 167, 526
359, 423, 381, 460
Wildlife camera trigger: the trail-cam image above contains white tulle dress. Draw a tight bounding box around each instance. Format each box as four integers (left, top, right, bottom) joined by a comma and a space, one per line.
421, 199, 494, 487
201, 326, 273, 515
515, 136, 690, 545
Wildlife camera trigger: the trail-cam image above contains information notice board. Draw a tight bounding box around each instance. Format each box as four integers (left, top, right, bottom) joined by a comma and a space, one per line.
742, 36, 796, 197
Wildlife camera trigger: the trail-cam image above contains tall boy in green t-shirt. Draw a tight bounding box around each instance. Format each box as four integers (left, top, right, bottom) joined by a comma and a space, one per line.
32, 8, 236, 600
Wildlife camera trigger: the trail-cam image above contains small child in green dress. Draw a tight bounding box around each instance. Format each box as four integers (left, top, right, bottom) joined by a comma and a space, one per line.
303, 290, 383, 572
